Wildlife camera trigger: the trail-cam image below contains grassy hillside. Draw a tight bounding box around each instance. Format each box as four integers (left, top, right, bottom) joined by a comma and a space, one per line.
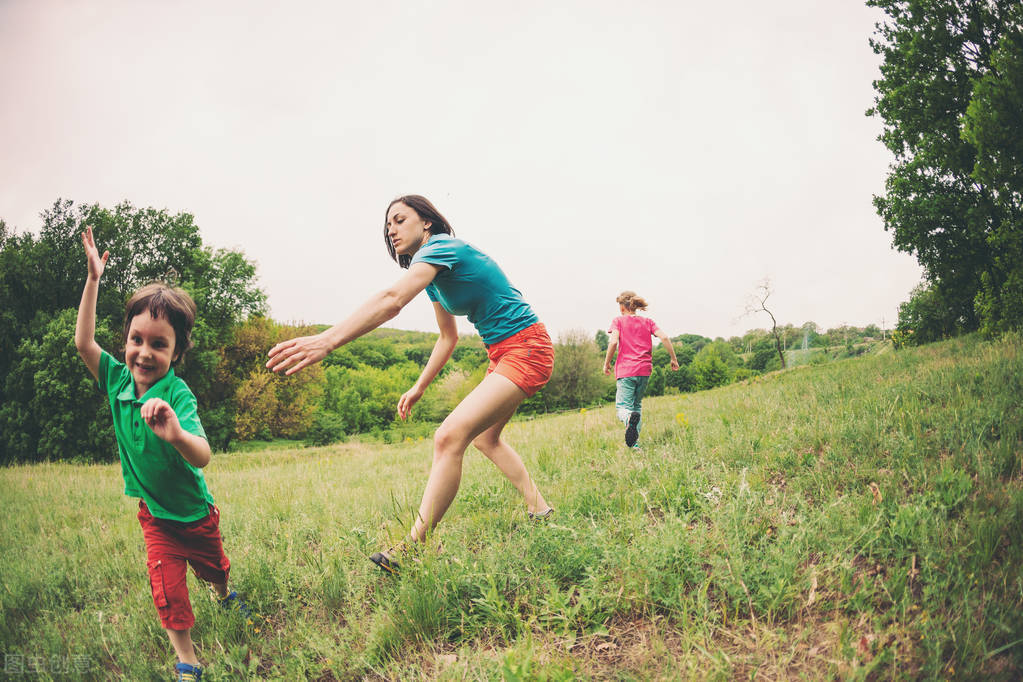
1, 335, 1021, 679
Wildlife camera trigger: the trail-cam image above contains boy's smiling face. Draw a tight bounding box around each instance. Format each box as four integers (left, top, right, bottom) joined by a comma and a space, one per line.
125, 310, 177, 397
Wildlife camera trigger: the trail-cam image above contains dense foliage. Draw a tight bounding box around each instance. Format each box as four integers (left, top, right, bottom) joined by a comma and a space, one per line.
0, 200, 266, 462
868, 0, 1023, 338
1, 201, 893, 461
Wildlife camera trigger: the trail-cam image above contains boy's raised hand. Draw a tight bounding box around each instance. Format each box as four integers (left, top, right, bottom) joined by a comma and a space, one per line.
140, 398, 182, 443
82, 225, 109, 280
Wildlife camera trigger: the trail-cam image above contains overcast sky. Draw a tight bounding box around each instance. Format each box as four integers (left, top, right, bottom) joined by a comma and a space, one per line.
0, 0, 922, 340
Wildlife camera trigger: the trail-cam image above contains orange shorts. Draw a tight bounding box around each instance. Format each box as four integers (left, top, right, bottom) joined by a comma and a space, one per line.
486, 323, 555, 397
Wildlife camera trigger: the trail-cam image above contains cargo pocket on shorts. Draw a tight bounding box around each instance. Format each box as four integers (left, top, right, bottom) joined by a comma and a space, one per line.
147, 559, 169, 608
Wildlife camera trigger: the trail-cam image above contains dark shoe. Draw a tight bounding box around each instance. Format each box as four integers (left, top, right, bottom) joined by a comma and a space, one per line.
369, 551, 399, 575
175, 662, 203, 681
625, 412, 641, 447
528, 507, 555, 522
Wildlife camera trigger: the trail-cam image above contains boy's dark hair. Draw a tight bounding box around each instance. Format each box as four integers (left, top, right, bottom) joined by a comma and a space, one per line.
383, 195, 455, 269
122, 283, 197, 364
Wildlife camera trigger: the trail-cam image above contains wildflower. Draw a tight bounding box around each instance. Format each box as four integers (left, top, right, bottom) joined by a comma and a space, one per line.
580, 408, 587, 414
675, 412, 688, 427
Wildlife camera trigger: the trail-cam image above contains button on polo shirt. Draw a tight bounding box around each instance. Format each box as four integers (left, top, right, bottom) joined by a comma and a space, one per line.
99, 351, 214, 522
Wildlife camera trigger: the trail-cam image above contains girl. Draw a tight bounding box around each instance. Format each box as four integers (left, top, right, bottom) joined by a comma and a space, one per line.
267, 195, 554, 573
602, 291, 679, 448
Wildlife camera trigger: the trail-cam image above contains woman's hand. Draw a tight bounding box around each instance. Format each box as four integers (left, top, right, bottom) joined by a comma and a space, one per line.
670, 359, 680, 371
266, 332, 333, 375
397, 385, 424, 420
82, 225, 109, 281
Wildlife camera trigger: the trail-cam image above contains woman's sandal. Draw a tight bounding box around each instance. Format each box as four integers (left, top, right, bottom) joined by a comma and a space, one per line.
528, 507, 555, 522
369, 551, 399, 575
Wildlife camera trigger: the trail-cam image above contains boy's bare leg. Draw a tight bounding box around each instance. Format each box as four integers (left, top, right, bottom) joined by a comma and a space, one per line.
166, 628, 199, 665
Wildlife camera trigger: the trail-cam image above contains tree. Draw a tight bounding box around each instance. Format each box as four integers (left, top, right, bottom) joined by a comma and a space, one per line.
745, 279, 786, 369
531, 330, 609, 412
0, 222, 40, 387
691, 342, 734, 390
595, 329, 609, 352
896, 282, 964, 343
0, 309, 118, 462
868, 0, 1023, 334
223, 318, 325, 443
0, 199, 267, 459
749, 339, 781, 372
963, 28, 1023, 334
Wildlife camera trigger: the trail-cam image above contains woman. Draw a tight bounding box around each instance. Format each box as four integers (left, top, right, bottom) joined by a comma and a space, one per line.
267, 195, 554, 573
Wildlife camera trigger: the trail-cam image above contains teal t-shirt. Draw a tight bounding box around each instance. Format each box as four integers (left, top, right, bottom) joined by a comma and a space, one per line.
410, 234, 539, 345
99, 351, 214, 522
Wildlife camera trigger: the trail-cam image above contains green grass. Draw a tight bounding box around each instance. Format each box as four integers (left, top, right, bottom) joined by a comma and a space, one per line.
2, 335, 1021, 679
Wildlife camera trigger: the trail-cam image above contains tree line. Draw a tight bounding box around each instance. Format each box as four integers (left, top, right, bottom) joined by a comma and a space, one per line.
0, 200, 888, 463
869, 0, 1022, 341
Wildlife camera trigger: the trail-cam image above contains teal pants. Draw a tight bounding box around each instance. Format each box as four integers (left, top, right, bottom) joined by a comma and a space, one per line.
615, 375, 649, 438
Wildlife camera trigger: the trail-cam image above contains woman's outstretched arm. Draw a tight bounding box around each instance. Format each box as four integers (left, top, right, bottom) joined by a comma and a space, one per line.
266, 262, 441, 375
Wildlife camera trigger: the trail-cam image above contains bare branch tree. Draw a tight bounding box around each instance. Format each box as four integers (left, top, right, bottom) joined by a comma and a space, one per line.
744, 278, 786, 369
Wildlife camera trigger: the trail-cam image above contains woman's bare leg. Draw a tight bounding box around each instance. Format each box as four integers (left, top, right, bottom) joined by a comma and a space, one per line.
405, 373, 529, 544
472, 399, 550, 514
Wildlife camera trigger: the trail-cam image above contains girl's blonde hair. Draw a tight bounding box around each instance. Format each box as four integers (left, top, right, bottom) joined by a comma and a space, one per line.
616, 290, 648, 312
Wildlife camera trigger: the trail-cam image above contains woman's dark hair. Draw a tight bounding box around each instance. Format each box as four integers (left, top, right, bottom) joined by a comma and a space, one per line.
384, 195, 455, 268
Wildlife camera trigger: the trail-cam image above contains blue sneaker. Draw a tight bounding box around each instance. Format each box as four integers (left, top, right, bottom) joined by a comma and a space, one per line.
218, 590, 252, 620
175, 662, 203, 681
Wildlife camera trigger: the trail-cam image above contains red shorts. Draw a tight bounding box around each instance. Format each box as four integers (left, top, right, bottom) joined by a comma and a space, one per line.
486, 323, 555, 397
137, 501, 231, 630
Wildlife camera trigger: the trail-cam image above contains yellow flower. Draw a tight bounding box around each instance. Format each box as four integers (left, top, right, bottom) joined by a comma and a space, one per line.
580, 408, 587, 414
675, 412, 689, 427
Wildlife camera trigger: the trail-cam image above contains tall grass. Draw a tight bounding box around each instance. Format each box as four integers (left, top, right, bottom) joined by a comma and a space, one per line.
1, 334, 1021, 679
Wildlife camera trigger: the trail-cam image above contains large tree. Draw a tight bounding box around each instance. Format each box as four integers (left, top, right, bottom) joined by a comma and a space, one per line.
0, 200, 266, 461
867, 0, 1022, 335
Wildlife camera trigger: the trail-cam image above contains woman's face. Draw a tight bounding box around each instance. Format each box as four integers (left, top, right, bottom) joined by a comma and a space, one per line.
386, 202, 432, 257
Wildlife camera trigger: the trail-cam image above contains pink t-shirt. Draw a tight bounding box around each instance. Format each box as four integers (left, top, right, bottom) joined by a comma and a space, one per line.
609, 315, 659, 379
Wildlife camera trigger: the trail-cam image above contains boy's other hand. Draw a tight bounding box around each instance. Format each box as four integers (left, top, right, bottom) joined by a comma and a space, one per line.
82, 225, 109, 280
140, 398, 182, 442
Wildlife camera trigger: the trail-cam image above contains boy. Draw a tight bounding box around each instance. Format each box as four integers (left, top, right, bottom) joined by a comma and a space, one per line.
74, 225, 248, 682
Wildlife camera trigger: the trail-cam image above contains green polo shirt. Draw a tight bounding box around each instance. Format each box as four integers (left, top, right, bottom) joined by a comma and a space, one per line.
99, 351, 214, 522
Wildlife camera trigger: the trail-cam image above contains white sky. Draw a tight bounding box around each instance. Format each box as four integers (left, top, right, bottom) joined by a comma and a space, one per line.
0, 0, 922, 340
